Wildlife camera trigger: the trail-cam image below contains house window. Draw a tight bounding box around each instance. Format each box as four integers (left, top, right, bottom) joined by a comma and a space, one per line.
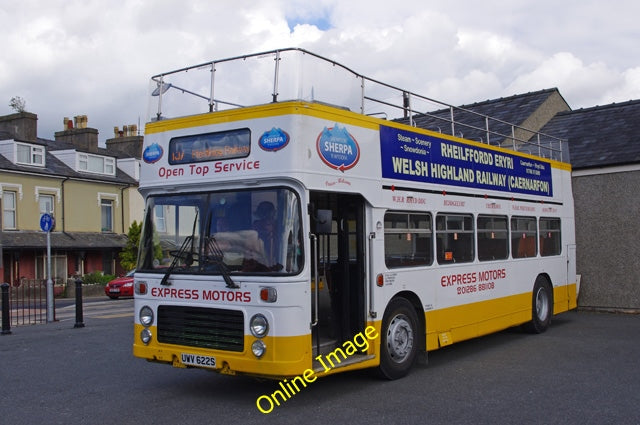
78, 153, 116, 176
154, 205, 166, 232
39, 194, 54, 216
36, 254, 68, 281
16, 143, 45, 166
3, 191, 16, 229
102, 251, 114, 275
101, 199, 113, 232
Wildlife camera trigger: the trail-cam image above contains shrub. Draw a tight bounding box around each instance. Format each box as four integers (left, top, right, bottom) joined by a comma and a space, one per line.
82, 271, 116, 286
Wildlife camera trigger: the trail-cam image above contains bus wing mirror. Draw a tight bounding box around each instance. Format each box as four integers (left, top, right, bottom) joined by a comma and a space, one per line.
315, 209, 333, 234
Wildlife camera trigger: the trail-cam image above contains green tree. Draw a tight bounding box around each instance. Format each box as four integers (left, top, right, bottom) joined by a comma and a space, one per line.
119, 220, 142, 271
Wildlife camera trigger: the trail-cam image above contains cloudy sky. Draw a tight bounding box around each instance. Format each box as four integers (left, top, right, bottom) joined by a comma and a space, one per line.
1, 0, 639, 144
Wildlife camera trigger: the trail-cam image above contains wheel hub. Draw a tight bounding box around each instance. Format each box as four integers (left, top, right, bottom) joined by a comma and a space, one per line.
386, 314, 414, 363
535, 287, 549, 321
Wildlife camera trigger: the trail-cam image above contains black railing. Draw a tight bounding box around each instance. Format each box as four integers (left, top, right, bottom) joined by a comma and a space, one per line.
3, 278, 67, 326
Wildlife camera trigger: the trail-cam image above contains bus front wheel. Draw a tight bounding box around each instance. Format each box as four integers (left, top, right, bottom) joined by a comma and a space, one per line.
378, 297, 419, 380
523, 276, 553, 334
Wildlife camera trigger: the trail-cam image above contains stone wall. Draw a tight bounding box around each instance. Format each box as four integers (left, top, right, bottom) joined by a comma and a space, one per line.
573, 170, 640, 310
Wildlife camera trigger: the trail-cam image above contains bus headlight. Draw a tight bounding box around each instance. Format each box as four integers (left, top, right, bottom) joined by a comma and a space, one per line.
250, 314, 269, 338
140, 328, 152, 345
252, 340, 266, 358
139, 306, 154, 327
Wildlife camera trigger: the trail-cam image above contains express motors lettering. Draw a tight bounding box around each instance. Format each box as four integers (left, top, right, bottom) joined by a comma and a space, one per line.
150, 287, 251, 302
440, 268, 506, 287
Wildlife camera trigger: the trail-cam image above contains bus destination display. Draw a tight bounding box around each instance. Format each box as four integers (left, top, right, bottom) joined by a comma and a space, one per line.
169, 128, 251, 165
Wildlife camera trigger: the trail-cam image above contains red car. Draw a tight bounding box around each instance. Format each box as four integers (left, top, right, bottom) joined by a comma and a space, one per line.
105, 270, 135, 299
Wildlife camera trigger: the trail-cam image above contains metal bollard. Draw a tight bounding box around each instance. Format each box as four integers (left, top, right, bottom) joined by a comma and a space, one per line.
1, 282, 11, 335
74, 278, 85, 328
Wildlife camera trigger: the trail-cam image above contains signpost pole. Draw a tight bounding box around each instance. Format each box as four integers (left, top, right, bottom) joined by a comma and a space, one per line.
40, 213, 55, 323
46, 229, 53, 323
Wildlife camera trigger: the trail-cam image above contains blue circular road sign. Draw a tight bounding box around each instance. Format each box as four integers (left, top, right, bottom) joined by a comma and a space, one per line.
40, 213, 55, 232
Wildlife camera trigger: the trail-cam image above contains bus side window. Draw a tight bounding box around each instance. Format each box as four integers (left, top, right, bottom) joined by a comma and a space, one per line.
477, 215, 509, 261
436, 213, 474, 264
539, 217, 562, 256
512, 216, 537, 258
384, 212, 432, 268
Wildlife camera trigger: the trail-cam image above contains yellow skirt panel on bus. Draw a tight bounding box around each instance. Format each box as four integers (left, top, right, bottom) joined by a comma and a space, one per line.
424, 285, 574, 351
554, 282, 578, 313
134, 321, 387, 378
133, 324, 312, 377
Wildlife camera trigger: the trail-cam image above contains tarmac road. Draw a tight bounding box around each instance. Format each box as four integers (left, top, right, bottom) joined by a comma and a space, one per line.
0, 308, 639, 425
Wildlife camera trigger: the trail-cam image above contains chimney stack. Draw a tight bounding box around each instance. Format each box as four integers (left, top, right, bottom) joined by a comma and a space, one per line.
0, 111, 38, 142
106, 123, 143, 159
54, 114, 99, 152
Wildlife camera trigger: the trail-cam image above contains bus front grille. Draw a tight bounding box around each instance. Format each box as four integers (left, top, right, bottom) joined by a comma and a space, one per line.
157, 305, 244, 352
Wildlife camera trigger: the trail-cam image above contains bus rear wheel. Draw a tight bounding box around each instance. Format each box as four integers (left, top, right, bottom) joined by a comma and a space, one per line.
378, 297, 419, 380
523, 276, 553, 334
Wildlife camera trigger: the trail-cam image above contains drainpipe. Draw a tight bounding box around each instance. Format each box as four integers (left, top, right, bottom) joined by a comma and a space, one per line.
60, 177, 70, 232
120, 184, 131, 234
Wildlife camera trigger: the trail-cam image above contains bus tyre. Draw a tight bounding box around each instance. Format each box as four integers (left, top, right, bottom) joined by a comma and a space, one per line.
378, 297, 419, 380
523, 276, 553, 334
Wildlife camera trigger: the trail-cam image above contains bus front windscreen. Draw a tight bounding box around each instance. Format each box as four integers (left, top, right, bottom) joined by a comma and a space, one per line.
137, 188, 303, 275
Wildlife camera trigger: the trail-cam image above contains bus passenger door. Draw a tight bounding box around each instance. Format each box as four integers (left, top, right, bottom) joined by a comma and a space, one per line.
309, 192, 366, 362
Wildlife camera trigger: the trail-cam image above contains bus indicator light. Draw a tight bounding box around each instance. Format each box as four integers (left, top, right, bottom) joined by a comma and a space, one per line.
260, 287, 277, 302
135, 281, 147, 295
376, 274, 384, 287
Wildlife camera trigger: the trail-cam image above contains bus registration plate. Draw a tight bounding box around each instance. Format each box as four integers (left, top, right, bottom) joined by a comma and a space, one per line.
180, 353, 217, 369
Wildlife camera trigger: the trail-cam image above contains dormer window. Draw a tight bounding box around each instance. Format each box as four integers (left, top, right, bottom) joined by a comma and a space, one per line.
16, 142, 45, 166
78, 153, 116, 176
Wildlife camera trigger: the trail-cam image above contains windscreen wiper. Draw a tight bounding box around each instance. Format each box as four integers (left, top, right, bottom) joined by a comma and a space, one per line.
160, 236, 196, 286
204, 236, 239, 289
160, 211, 199, 286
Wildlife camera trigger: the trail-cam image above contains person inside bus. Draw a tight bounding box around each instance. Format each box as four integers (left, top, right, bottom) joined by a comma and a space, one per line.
253, 201, 276, 264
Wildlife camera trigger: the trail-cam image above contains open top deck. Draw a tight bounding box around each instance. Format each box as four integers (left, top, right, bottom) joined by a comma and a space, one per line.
148, 48, 566, 162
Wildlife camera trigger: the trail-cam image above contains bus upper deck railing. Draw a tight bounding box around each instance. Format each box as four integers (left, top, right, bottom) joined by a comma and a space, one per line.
149, 48, 566, 162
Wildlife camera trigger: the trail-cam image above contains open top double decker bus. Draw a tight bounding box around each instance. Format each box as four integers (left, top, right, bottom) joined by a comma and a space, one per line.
134, 48, 577, 380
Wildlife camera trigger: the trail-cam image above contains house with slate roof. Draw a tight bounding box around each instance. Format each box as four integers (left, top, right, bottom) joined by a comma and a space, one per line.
0, 111, 144, 286
540, 100, 640, 311
400, 88, 571, 159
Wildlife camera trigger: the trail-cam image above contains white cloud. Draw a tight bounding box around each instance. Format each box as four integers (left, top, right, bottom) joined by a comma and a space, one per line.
289, 24, 325, 43
507, 53, 622, 108
429, 70, 503, 107
601, 67, 640, 105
